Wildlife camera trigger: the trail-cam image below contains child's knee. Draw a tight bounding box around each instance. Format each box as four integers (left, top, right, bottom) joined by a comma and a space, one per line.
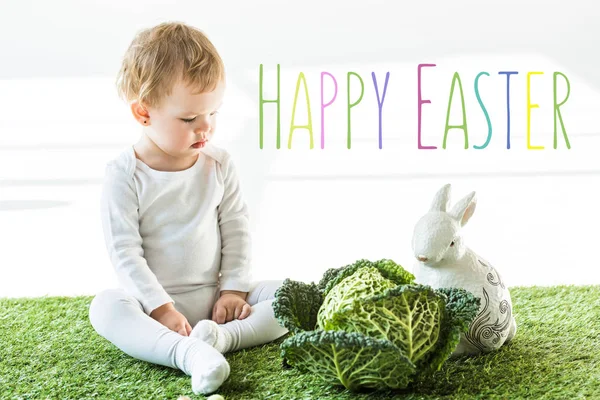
246, 280, 286, 305
262, 280, 286, 300
88, 289, 129, 335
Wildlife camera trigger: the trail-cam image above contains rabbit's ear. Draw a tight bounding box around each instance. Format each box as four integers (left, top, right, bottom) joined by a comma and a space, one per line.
430, 183, 451, 212
450, 191, 477, 227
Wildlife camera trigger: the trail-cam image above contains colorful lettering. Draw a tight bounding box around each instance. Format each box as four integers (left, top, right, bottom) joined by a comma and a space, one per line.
498, 71, 518, 149
443, 72, 469, 149
418, 64, 436, 149
473, 72, 492, 149
527, 71, 544, 150
320, 72, 338, 149
347, 72, 364, 149
259, 64, 281, 149
288, 72, 314, 149
372, 72, 390, 149
553, 72, 571, 149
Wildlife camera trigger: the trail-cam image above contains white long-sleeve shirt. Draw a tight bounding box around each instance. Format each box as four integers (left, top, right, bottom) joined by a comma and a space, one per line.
100, 143, 251, 315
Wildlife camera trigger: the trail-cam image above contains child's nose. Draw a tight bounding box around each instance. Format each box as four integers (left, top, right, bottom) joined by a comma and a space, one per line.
195, 123, 211, 135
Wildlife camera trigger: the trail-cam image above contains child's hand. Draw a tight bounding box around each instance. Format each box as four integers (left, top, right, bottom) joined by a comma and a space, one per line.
212, 293, 252, 324
150, 303, 192, 336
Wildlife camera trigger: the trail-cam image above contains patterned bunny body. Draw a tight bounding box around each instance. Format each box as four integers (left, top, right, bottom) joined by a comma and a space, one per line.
414, 249, 516, 356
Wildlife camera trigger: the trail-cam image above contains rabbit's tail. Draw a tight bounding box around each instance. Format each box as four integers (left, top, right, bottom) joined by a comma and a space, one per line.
505, 316, 517, 343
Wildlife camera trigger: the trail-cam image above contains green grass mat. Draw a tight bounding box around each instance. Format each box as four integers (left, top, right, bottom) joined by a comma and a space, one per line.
1, 285, 599, 399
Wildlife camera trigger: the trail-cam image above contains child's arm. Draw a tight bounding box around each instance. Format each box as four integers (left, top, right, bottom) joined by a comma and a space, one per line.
217, 152, 251, 296
100, 164, 174, 316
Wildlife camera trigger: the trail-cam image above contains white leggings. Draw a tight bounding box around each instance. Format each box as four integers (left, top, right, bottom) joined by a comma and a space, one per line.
88, 280, 288, 370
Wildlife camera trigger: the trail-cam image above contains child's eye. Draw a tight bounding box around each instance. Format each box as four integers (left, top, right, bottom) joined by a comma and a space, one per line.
181, 112, 217, 123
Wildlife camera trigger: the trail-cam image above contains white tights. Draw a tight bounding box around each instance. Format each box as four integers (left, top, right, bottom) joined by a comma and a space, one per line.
88, 280, 288, 394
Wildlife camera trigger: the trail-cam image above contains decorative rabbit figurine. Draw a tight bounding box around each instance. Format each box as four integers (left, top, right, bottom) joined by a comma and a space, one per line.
411, 183, 517, 357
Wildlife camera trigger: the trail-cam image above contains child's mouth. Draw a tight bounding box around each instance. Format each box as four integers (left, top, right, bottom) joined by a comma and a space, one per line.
191, 141, 206, 149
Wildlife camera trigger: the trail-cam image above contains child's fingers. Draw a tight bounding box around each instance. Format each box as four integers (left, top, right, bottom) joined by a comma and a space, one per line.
233, 305, 243, 320
214, 306, 227, 324
225, 306, 234, 323
239, 304, 252, 320
178, 324, 188, 336
185, 321, 192, 335
211, 305, 219, 322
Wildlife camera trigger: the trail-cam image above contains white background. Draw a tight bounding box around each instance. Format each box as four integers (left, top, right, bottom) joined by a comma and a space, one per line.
0, 0, 599, 298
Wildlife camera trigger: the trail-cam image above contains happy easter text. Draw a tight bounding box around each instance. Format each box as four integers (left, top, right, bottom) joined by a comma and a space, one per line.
258, 64, 572, 150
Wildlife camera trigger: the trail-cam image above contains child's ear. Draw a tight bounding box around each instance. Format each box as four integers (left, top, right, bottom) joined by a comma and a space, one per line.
450, 191, 477, 227
130, 101, 150, 124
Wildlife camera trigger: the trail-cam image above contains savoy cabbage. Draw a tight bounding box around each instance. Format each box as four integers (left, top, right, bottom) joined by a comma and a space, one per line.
272, 258, 480, 391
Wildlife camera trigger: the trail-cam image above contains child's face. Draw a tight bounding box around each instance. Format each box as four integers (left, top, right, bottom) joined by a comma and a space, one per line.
143, 79, 225, 158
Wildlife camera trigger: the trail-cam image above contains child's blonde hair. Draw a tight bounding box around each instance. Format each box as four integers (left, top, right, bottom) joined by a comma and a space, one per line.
116, 21, 225, 108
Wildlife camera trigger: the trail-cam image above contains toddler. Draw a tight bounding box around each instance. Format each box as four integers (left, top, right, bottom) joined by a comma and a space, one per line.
88, 21, 288, 395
